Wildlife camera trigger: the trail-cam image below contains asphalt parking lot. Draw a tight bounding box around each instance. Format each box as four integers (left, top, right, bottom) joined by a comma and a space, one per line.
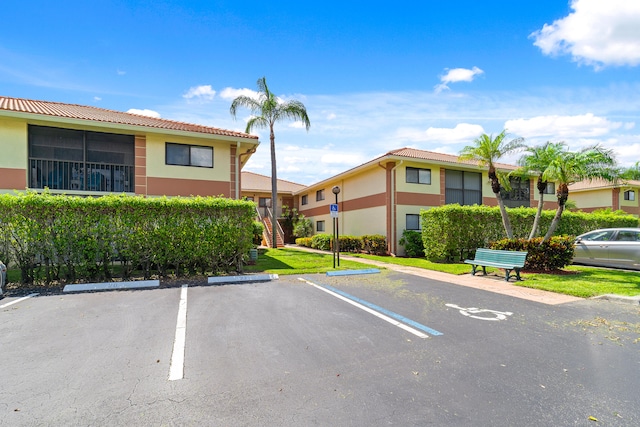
1, 270, 639, 426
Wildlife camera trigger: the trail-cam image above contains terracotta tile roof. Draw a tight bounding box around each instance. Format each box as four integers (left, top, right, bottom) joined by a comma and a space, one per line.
0, 96, 258, 140
241, 171, 306, 193
386, 147, 518, 170
569, 178, 640, 191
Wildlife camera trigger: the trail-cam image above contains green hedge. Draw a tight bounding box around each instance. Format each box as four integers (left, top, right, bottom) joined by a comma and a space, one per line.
421, 204, 638, 261
295, 234, 387, 255
490, 236, 575, 271
0, 192, 255, 285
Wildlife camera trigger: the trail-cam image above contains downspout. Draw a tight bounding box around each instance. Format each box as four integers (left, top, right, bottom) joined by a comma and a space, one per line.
235, 142, 241, 199
237, 143, 257, 199
389, 160, 403, 255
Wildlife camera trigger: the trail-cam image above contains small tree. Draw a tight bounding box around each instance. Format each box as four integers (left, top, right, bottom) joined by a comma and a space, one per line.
516, 142, 566, 240
542, 145, 618, 242
459, 130, 525, 238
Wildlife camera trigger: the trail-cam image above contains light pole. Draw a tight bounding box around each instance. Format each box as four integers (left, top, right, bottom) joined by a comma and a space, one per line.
332, 186, 340, 268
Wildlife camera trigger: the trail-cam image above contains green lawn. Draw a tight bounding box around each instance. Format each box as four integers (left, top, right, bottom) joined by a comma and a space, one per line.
243, 248, 380, 275
521, 266, 640, 298
347, 253, 470, 274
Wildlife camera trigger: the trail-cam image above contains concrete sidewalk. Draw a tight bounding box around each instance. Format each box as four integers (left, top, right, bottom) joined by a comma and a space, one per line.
287, 245, 584, 306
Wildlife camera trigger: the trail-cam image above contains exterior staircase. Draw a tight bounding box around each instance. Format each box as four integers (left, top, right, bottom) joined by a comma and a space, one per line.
257, 208, 285, 248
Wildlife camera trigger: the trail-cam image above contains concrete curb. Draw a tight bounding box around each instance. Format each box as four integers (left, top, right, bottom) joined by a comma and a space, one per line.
208, 274, 279, 285
326, 268, 380, 277
63, 280, 160, 292
61, 274, 279, 293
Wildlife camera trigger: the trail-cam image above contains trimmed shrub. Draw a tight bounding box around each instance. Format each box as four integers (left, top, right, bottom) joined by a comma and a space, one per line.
399, 230, 425, 257
295, 237, 313, 247
311, 234, 332, 251
362, 234, 387, 255
490, 236, 575, 271
336, 235, 361, 253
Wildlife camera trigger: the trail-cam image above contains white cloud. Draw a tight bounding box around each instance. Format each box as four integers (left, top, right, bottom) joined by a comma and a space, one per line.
395, 123, 485, 143
127, 108, 161, 118
93, 96, 102, 101
505, 113, 624, 138
219, 87, 259, 100
530, 0, 640, 68
435, 66, 484, 92
183, 85, 216, 100
288, 121, 308, 129
117, 69, 126, 76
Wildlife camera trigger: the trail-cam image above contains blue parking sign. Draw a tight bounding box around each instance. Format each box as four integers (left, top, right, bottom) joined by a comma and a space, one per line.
330, 203, 339, 218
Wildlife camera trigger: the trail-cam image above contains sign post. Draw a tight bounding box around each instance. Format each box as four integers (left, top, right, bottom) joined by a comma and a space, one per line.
330, 203, 338, 268
331, 186, 341, 268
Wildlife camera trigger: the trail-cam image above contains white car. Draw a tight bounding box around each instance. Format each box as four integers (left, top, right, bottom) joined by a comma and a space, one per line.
573, 228, 640, 270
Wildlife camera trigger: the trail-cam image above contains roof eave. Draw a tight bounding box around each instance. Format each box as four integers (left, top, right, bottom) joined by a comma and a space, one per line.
0, 109, 260, 143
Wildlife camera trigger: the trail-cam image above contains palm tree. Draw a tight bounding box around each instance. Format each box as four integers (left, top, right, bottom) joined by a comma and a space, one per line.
517, 142, 566, 240
459, 130, 525, 238
621, 161, 640, 180
230, 77, 310, 248
541, 144, 618, 242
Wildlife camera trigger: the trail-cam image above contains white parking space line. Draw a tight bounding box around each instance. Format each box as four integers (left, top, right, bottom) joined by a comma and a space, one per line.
299, 278, 434, 339
169, 285, 188, 381
0, 293, 39, 309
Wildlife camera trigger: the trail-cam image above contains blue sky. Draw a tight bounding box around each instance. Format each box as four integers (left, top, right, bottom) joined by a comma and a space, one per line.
2, 0, 639, 185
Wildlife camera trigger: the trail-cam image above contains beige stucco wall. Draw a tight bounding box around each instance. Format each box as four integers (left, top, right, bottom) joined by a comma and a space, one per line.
0, 117, 28, 168
145, 134, 231, 181
312, 206, 386, 237
571, 189, 612, 209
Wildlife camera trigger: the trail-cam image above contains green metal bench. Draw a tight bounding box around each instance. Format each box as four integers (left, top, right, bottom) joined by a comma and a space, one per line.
464, 248, 528, 282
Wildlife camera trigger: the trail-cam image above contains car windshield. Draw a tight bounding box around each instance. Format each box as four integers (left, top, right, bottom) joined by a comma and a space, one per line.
580, 230, 615, 241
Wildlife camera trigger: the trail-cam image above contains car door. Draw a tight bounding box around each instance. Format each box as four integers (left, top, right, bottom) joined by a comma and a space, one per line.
573, 230, 616, 266
606, 229, 640, 269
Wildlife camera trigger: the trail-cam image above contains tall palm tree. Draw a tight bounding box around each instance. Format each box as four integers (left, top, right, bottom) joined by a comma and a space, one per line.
230, 77, 310, 248
517, 141, 566, 240
459, 130, 525, 238
541, 144, 617, 242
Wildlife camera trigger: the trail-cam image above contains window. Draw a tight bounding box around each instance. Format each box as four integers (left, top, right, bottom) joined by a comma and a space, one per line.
28, 125, 135, 192
444, 170, 482, 206
316, 189, 325, 201
166, 143, 213, 168
543, 182, 555, 195
301, 195, 308, 205
501, 177, 530, 208
580, 230, 615, 241
615, 230, 640, 241
406, 214, 421, 230
406, 167, 431, 184
624, 190, 635, 201
258, 197, 271, 208
316, 220, 325, 232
